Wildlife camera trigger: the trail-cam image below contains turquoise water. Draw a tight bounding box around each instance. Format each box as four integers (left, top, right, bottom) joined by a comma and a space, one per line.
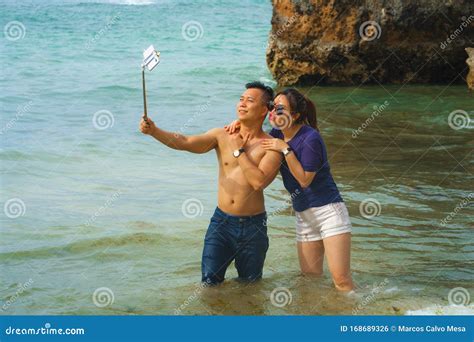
1, 0, 473, 315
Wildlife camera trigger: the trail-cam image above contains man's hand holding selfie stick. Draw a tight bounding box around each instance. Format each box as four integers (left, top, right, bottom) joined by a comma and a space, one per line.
140, 116, 156, 135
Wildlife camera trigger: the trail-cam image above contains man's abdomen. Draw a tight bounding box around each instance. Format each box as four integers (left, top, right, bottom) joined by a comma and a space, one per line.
217, 180, 265, 216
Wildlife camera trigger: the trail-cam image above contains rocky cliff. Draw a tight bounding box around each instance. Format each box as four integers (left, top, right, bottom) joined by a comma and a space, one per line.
266, 0, 474, 86
466, 47, 474, 91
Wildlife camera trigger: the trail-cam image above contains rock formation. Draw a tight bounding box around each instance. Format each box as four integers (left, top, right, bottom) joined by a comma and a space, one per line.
466, 47, 474, 91
267, 0, 474, 86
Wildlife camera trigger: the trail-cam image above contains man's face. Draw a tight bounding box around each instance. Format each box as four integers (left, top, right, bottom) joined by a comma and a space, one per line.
236, 88, 268, 122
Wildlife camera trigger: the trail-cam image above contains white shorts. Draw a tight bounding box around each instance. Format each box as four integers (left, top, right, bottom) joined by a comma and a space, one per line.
295, 202, 352, 242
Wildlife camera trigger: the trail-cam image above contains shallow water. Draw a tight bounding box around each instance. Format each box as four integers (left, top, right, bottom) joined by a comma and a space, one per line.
1, 0, 473, 315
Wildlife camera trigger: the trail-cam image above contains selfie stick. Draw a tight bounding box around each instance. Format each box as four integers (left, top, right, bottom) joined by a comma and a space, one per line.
141, 45, 161, 121
141, 67, 148, 119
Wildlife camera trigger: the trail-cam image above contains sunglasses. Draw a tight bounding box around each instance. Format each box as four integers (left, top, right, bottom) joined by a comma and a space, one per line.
275, 104, 287, 115
267, 102, 288, 115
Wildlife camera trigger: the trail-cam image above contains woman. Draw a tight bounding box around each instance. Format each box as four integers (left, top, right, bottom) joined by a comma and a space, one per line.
225, 88, 354, 292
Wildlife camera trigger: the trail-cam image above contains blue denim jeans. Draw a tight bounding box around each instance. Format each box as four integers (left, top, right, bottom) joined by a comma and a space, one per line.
201, 207, 269, 285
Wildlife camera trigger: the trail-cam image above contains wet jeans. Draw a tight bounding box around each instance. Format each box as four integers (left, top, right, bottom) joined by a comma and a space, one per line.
201, 207, 269, 285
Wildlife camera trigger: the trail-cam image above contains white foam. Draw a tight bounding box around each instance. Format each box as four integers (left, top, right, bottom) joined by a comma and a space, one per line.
384, 286, 399, 294
346, 290, 357, 297
124, 0, 155, 4
405, 304, 474, 316
102, 0, 155, 5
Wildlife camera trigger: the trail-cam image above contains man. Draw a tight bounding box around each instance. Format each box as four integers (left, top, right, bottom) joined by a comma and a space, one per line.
139, 82, 282, 284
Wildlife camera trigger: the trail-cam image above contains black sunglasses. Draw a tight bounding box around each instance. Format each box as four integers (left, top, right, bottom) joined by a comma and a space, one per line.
275, 104, 286, 115
267, 102, 288, 116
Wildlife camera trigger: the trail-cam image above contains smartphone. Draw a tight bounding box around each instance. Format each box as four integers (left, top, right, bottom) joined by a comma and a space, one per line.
143, 45, 160, 71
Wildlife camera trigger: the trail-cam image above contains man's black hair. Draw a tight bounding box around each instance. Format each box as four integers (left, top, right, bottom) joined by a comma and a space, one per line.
245, 81, 274, 109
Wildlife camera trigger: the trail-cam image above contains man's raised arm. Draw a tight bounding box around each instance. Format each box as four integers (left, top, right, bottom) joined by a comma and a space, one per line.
140, 116, 218, 154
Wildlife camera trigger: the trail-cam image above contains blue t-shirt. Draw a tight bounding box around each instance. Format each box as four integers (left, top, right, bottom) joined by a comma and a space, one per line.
270, 125, 343, 212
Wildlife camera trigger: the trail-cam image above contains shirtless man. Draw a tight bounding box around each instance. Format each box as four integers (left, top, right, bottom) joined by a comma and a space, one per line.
139, 82, 282, 284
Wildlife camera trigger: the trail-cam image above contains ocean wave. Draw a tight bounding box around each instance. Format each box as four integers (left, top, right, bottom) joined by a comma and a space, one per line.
0, 151, 30, 161
0, 232, 166, 260
79, 0, 156, 5
92, 85, 138, 92
110, 0, 155, 5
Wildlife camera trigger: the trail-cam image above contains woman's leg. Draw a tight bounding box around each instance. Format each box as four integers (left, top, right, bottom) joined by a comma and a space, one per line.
297, 240, 325, 276
323, 232, 353, 291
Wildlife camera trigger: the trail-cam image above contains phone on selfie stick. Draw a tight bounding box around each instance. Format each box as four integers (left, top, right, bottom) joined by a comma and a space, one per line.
141, 45, 160, 122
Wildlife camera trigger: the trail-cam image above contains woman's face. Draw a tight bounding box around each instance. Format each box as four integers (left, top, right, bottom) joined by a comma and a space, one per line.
269, 94, 293, 130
